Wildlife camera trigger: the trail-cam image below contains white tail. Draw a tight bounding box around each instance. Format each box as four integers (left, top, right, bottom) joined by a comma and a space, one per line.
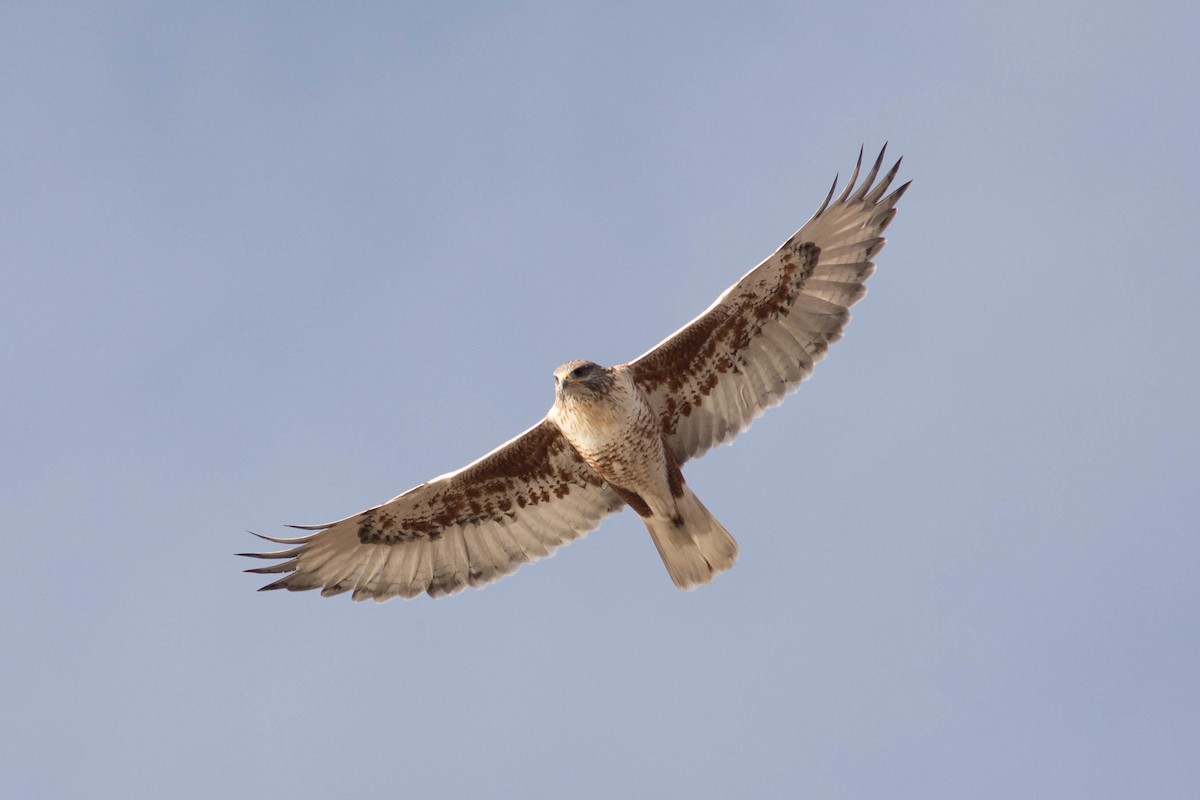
644, 486, 739, 589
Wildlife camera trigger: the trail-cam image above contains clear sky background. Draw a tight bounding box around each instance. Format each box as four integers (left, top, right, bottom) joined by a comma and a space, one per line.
3, 2, 1198, 798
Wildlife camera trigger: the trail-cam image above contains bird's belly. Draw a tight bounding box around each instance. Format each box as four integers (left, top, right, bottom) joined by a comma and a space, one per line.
552, 383, 672, 499
568, 419, 668, 496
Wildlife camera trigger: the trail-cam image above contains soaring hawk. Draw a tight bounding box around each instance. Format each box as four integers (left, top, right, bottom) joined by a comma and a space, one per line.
242, 146, 909, 601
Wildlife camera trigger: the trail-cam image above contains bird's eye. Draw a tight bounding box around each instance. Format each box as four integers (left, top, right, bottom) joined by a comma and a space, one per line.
571, 365, 588, 378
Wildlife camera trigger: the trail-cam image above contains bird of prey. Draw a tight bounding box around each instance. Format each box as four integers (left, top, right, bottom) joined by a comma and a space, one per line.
242, 146, 909, 602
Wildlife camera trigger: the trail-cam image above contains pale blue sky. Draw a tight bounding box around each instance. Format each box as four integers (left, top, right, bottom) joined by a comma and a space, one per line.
3, 2, 1198, 798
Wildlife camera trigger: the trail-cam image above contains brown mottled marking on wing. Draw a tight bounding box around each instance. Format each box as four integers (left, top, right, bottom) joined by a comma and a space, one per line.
627, 146, 910, 464
630, 243, 817, 439
240, 419, 624, 602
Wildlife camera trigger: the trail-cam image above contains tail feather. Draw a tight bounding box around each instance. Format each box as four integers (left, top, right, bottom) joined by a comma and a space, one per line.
644, 487, 739, 590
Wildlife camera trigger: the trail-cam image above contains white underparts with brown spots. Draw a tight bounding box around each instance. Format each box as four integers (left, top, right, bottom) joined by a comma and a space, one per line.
549, 365, 676, 519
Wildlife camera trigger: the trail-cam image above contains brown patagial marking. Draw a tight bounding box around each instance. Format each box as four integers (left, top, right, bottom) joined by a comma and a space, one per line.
632, 242, 819, 407
351, 419, 611, 545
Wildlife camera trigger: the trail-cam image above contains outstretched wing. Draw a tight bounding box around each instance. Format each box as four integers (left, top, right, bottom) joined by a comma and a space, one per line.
241, 420, 623, 602
627, 145, 909, 464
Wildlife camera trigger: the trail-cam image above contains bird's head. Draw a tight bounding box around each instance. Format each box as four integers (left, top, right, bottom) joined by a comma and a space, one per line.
553, 360, 611, 400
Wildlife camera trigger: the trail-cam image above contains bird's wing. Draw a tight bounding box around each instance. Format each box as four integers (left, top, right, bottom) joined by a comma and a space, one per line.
627, 146, 909, 464
241, 419, 623, 602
